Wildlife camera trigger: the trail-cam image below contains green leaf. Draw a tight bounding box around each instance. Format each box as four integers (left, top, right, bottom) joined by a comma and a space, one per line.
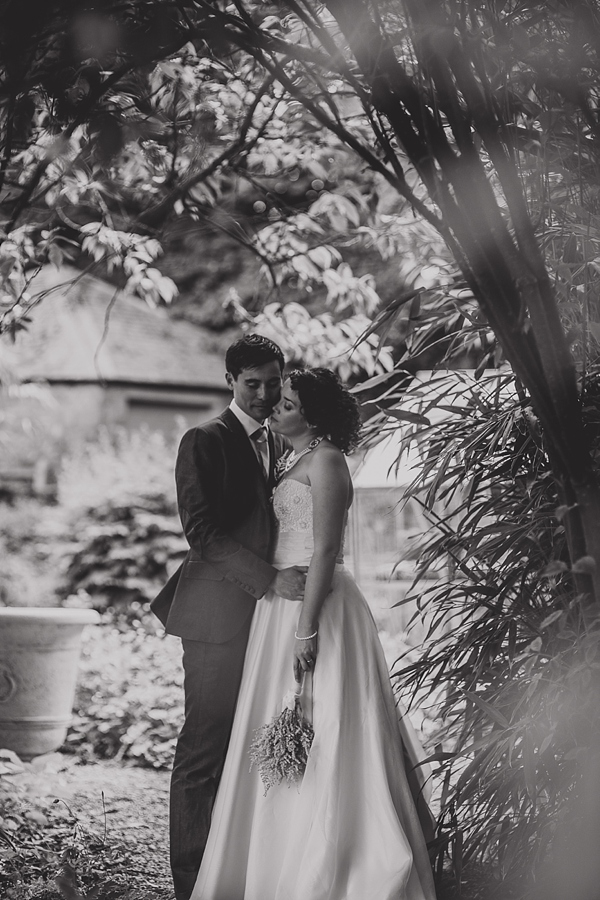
539, 610, 564, 629
411, 748, 457, 768
463, 690, 510, 728
554, 505, 572, 521
379, 406, 431, 426
351, 371, 397, 393
523, 732, 537, 802
572, 555, 596, 574
541, 560, 569, 577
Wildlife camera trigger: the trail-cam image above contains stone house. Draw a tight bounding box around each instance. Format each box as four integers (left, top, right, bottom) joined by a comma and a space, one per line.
1, 265, 230, 494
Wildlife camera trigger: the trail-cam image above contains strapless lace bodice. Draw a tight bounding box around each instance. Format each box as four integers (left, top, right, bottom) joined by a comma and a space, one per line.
272, 478, 346, 567
273, 479, 313, 533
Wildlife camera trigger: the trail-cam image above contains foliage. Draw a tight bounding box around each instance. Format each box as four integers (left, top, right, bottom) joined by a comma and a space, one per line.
0, 427, 187, 613
61, 500, 185, 617
57, 426, 178, 514
4, 0, 600, 891
359, 368, 600, 894
0, 354, 58, 473
0, 0, 425, 377
0, 429, 187, 767
0, 775, 171, 899
0, 500, 64, 606
65, 616, 183, 770
228, 293, 393, 379
0, 0, 193, 333
57, 427, 186, 616
177, 0, 600, 600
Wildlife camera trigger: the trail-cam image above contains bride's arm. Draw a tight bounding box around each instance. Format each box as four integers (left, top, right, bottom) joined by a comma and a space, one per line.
293, 447, 349, 681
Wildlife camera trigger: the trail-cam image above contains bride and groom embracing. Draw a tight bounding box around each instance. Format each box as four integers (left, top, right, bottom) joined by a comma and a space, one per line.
151, 334, 437, 900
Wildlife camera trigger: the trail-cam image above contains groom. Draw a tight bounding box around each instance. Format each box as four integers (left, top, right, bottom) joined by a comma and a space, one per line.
151, 334, 306, 900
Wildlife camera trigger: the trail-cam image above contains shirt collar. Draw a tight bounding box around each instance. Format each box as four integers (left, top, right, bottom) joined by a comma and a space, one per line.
229, 399, 268, 437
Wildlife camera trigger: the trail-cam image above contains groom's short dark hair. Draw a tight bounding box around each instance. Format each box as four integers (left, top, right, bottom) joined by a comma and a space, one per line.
225, 333, 284, 379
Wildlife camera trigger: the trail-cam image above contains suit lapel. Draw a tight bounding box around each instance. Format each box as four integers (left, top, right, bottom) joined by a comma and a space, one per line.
268, 430, 286, 491
221, 408, 270, 500
267, 429, 276, 491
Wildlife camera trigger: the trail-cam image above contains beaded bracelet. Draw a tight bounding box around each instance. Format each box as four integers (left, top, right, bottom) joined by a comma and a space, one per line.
294, 629, 318, 641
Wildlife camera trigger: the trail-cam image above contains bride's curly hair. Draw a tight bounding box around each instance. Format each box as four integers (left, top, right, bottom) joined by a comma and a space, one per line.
288, 367, 362, 454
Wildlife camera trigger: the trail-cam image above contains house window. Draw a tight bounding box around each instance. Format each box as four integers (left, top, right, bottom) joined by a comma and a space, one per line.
348, 489, 429, 582
126, 394, 213, 433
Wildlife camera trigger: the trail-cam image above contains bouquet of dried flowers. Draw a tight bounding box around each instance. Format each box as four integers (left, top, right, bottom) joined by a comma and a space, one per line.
249, 683, 314, 795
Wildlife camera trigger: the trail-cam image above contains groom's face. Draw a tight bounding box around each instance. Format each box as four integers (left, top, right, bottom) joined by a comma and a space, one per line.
227, 361, 283, 423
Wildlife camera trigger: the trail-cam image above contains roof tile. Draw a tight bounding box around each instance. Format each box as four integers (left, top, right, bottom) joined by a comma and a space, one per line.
9, 266, 227, 389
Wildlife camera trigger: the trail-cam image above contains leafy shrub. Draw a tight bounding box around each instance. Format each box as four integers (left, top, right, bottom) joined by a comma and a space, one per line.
65, 616, 183, 769
1, 427, 188, 616
0, 429, 188, 767
57, 427, 187, 618
61, 502, 186, 618
0, 500, 64, 607
58, 427, 180, 514
374, 370, 600, 893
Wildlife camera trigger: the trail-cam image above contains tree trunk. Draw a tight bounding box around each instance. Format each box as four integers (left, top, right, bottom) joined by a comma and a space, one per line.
320, 0, 600, 598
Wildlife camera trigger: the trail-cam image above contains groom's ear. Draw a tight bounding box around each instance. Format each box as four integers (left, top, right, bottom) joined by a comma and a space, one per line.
225, 372, 235, 391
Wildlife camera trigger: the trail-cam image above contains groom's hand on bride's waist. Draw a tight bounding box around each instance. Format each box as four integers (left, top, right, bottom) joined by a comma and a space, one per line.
271, 566, 308, 602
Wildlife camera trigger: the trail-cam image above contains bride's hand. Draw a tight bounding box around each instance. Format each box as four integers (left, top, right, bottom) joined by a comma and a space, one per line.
293, 633, 318, 682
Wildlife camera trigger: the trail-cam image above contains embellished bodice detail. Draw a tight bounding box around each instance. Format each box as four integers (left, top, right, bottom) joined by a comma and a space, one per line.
271, 478, 346, 568
273, 479, 313, 533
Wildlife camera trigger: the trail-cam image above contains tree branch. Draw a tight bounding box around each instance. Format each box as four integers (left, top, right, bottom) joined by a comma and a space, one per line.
5, 30, 195, 233
137, 74, 276, 227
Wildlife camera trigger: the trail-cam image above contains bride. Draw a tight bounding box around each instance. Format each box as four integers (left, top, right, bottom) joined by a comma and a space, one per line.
192, 367, 437, 900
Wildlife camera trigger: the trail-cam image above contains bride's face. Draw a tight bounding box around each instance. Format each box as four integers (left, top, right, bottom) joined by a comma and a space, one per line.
270, 380, 310, 438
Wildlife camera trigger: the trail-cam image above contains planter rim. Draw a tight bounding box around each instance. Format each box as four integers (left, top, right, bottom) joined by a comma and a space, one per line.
0, 607, 100, 625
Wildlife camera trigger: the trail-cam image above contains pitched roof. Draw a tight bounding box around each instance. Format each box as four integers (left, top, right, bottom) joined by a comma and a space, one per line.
8, 266, 227, 390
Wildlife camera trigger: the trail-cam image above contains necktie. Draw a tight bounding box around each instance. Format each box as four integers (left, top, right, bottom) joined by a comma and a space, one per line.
251, 426, 269, 477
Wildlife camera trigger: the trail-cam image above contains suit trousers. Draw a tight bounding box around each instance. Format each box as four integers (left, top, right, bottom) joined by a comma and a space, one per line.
170, 615, 253, 900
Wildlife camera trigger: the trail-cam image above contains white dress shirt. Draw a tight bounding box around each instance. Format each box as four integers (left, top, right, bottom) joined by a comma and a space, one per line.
229, 400, 270, 476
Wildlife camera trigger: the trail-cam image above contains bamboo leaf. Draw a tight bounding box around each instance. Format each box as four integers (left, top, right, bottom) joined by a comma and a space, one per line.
539, 610, 563, 629
541, 560, 569, 577
350, 370, 397, 393
411, 748, 457, 768
379, 406, 431, 426
523, 732, 537, 804
463, 690, 511, 728
572, 555, 597, 574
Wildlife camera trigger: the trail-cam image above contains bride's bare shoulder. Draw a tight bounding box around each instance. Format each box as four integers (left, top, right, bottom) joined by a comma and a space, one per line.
309, 440, 350, 479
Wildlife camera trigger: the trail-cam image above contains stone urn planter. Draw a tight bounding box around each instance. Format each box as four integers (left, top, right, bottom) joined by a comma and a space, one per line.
0, 607, 100, 760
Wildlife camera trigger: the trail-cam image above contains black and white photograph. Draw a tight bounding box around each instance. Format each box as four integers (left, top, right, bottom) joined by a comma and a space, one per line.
1, 3, 599, 900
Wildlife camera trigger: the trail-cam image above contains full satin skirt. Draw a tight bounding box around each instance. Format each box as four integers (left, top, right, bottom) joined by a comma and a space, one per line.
192, 564, 436, 900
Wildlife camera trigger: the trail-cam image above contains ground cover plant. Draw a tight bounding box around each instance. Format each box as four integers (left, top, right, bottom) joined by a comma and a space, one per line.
0, 755, 172, 900
66, 616, 183, 770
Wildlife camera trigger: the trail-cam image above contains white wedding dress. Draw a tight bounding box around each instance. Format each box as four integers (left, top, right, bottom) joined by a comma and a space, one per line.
191, 479, 437, 900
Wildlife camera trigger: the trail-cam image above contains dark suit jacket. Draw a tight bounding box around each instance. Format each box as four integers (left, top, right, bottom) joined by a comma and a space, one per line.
151, 408, 288, 643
